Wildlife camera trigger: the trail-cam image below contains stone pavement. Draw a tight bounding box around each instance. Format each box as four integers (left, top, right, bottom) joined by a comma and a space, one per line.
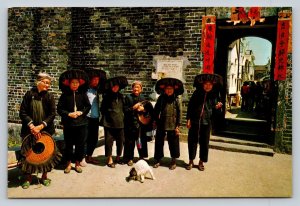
7, 140, 292, 198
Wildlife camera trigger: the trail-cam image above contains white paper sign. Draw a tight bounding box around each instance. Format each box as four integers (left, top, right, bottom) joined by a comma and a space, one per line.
156, 59, 183, 80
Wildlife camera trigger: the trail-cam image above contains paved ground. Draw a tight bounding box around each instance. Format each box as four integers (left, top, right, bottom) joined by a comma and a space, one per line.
7, 140, 292, 198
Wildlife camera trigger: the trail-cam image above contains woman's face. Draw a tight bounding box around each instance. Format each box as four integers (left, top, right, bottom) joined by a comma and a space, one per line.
111, 85, 120, 93
90, 77, 100, 88
132, 84, 142, 96
203, 81, 213, 92
164, 86, 174, 96
70, 79, 80, 91
37, 79, 51, 92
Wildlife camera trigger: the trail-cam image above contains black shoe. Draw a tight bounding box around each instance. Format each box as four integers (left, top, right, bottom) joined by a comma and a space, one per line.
186, 163, 193, 170
107, 163, 116, 168
153, 162, 160, 168
169, 164, 176, 170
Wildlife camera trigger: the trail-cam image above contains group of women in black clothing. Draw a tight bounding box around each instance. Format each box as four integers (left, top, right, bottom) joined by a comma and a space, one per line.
19, 69, 223, 189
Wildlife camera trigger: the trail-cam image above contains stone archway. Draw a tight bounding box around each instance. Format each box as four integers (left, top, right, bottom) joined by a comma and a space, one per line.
213, 16, 277, 144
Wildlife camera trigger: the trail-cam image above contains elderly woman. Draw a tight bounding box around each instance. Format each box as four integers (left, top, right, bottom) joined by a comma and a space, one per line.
123, 81, 152, 166
19, 72, 56, 189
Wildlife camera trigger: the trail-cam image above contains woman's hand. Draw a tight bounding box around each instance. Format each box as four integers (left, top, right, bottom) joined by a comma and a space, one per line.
69, 112, 79, 119
133, 103, 144, 111
215, 102, 223, 109
175, 126, 180, 136
136, 105, 144, 112
75, 111, 83, 116
30, 124, 44, 139
186, 119, 191, 129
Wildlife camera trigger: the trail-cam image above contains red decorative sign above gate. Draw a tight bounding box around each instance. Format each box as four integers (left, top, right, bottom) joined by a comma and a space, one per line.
201, 16, 216, 74
274, 18, 290, 81
228, 7, 265, 26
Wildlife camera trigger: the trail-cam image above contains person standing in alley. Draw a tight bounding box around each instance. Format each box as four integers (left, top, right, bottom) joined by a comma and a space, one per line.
254, 81, 263, 116
186, 73, 223, 171
241, 81, 249, 111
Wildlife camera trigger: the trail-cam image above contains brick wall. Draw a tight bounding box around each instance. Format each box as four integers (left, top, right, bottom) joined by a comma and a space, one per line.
8, 8, 34, 123
274, 53, 292, 153
8, 7, 205, 126
68, 7, 205, 98
8, 8, 71, 125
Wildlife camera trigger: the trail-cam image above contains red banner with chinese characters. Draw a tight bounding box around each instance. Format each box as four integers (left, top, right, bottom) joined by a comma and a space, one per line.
201, 16, 215, 53
274, 19, 290, 80
202, 17, 216, 74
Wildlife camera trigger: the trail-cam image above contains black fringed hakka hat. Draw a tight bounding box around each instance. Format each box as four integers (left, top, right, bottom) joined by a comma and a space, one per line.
193, 73, 223, 89
104, 76, 128, 91
86, 69, 107, 93
59, 69, 89, 93
155, 77, 184, 96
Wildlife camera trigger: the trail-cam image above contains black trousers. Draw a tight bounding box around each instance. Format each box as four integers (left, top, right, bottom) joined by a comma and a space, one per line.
63, 125, 87, 162
86, 117, 99, 156
154, 129, 180, 161
124, 127, 148, 161
187, 124, 211, 162
241, 95, 249, 111
104, 127, 124, 157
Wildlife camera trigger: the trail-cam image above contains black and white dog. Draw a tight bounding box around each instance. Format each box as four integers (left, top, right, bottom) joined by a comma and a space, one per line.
126, 159, 155, 183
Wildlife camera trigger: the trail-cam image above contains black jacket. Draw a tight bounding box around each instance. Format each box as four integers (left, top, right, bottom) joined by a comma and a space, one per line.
154, 94, 181, 129
100, 92, 125, 129
124, 93, 146, 130
19, 87, 56, 138
57, 90, 91, 127
186, 89, 219, 125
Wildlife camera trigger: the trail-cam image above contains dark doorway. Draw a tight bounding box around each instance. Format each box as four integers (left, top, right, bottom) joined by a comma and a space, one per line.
213, 16, 278, 144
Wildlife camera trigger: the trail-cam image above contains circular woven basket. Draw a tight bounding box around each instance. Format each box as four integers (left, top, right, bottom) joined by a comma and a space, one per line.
21, 132, 62, 174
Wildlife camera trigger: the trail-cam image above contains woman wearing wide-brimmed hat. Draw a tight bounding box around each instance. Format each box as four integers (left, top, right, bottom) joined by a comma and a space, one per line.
19, 72, 59, 189
100, 76, 128, 168
152, 77, 184, 170
186, 73, 223, 171
57, 69, 91, 174
82, 69, 107, 165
